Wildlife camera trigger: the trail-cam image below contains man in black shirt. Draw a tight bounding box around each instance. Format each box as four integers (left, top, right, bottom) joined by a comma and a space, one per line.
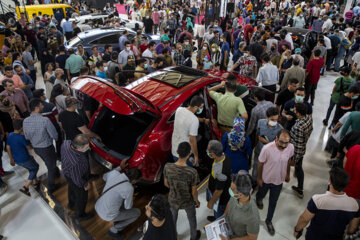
102, 45, 113, 62
206, 140, 232, 222
55, 46, 69, 72
59, 97, 100, 141
331, 86, 360, 127
143, 14, 154, 34
143, 194, 177, 240
276, 78, 299, 111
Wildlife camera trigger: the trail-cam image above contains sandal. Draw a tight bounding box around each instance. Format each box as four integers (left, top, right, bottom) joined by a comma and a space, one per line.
33, 181, 40, 190
19, 186, 30, 196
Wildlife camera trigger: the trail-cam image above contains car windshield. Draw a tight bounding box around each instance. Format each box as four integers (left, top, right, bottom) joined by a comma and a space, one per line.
68, 36, 82, 46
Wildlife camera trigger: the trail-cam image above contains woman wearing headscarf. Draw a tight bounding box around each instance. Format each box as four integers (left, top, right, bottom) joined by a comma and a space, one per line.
0, 95, 21, 119
196, 42, 210, 70
186, 17, 194, 32
221, 117, 252, 174
210, 43, 221, 69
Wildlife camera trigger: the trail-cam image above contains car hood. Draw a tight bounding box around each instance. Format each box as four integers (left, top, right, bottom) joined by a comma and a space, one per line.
71, 76, 161, 116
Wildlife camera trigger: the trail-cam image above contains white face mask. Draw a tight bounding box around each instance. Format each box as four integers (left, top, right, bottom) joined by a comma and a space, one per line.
243, 53, 248, 57
284, 56, 288, 60
184, 41, 189, 45
104, 67, 108, 71
126, 46, 131, 51
212, 48, 216, 52
268, 120, 277, 127
146, 16, 150, 19
203, 46, 207, 50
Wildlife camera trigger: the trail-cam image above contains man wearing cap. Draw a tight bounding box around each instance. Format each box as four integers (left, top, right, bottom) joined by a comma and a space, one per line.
118, 41, 134, 70
292, 48, 304, 68
219, 171, 260, 240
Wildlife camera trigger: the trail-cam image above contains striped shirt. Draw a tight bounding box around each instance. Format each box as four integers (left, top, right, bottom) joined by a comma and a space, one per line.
61, 140, 89, 188
306, 191, 360, 240
23, 113, 58, 148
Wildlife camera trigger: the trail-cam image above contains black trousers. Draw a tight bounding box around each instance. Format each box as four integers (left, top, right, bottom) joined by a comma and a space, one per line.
305, 81, 318, 105
34, 145, 57, 191
65, 176, 88, 217
65, 32, 73, 41
29, 69, 37, 85
263, 84, 277, 93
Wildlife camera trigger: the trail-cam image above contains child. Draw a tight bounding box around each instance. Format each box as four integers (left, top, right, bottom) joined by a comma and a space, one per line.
203, 55, 213, 70
6, 119, 39, 196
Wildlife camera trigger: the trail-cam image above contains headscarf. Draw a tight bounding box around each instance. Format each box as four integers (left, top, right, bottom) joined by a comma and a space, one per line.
210, 43, 220, 53
228, 117, 246, 151
186, 17, 193, 30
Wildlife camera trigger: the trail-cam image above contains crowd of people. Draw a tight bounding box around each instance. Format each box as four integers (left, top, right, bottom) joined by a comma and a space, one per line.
1, 0, 360, 239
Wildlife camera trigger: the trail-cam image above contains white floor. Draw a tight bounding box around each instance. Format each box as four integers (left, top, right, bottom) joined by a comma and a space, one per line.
0, 63, 338, 239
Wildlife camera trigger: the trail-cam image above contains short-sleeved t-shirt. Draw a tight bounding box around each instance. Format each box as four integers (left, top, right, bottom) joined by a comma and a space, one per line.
208, 154, 232, 206
6, 132, 31, 164
255, 119, 283, 154
283, 99, 313, 130
344, 145, 360, 199
333, 94, 352, 124
331, 77, 354, 104
209, 91, 247, 126
276, 88, 295, 108
164, 163, 199, 209
243, 24, 254, 41
258, 141, 294, 185
143, 210, 177, 240
59, 110, 84, 140
22, 51, 35, 70
171, 107, 199, 157
221, 42, 230, 62
306, 191, 360, 240
228, 197, 260, 238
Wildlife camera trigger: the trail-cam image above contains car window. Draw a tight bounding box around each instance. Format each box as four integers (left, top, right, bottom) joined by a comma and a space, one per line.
127, 33, 135, 41
66, 7, 75, 17
90, 34, 119, 44
53, 8, 64, 17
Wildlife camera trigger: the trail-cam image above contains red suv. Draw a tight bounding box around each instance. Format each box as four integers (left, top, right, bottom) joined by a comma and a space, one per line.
71, 66, 257, 183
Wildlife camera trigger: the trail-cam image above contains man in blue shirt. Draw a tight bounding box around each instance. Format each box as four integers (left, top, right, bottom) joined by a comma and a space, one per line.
96, 61, 107, 79
118, 31, 129, 52
220, 34, 230, 71
7, 118, 39, 197
62, 17, 73, 41
14, 65, 34, 99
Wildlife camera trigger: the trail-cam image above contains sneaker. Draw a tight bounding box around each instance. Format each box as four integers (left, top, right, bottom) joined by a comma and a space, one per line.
256, 199, 263, 209
0, 183, 8, 196
207, 216, 216, 222
195, 230, 201, 240
292, 186, 304, 199
322, 119, 328, 126
77, 212, 94, 221
106, 230, 125, 240
265, 221, 275, 236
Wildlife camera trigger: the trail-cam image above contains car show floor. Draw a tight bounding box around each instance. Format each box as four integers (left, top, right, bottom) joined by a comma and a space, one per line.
0, 63, 340, 239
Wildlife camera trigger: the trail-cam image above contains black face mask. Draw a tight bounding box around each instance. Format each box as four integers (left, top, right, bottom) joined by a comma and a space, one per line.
3, 100, 10, 107
271, 47, 275, 51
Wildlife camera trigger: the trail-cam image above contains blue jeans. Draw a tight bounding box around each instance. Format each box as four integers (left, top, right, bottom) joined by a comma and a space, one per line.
334, 48, 346, 71
214, 204, 227, 219
17, 157, 39, 180
325, 98, 336, 123
256, 183, 283, 222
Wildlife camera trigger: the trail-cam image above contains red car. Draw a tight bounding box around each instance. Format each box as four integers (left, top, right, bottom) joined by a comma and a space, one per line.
71, 66, 258, 183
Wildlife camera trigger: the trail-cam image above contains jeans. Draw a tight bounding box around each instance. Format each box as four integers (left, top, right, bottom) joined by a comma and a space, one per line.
252, 150, 260, 180
256, 183, 283, 222
34, 145, 57, 191
334, 48, 346, 71
17, 157, 39, 180
65, 176, 88, 217
295, 157, 304, 190
326, 51, 336, 69
305, 81, 317, 104
109, 208, 141, 233
171, 205, 197, 240
214, 204, 226, 219
324, 98, 336, 123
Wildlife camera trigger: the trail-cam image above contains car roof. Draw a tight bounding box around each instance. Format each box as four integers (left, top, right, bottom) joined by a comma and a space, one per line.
282, 27, 312, 35
126, 67, 256, 109
78, 27, 135, 39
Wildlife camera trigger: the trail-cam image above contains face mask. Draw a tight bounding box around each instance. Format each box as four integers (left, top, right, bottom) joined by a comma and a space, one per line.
352, 95, 359, 100
197, 107, 203, 114
214, 25, 218, 27
206, 150, 213, 159
3, 100, 10, 107
126, 47, 131, 51
104, 67, 108, 72
203, 46, 207, 50
144, 63, 148, 68
29, 26, 33, 30
212, 48, 216, 52
243, 53, 248, 57
146, 16, 150, 19
268, 120, 277, 127
229, 188, 240, 199
295, 95, 304, 102
184, 41, 189, 45
271, 47, 275, 51
284, 56, 288, 60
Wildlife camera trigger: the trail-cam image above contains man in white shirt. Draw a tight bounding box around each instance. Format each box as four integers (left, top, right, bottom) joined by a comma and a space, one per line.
171, 95, 204, 166
352, 51, 360, 67
256, 54, 279, 92
203, 26, 214, 45
322, 15, 333, 33
266, 32, 278, 52
142, 41, 156, 63
291, 48, 305, 68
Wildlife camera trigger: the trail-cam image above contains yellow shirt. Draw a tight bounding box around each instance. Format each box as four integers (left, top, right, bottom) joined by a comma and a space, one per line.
4, 57, 12, 66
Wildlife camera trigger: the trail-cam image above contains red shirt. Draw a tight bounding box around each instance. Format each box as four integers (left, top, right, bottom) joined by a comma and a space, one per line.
344, 145, 360, 200
306, 58, 324, 84
139, 44, 148, 54
244, 24, 254, 41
